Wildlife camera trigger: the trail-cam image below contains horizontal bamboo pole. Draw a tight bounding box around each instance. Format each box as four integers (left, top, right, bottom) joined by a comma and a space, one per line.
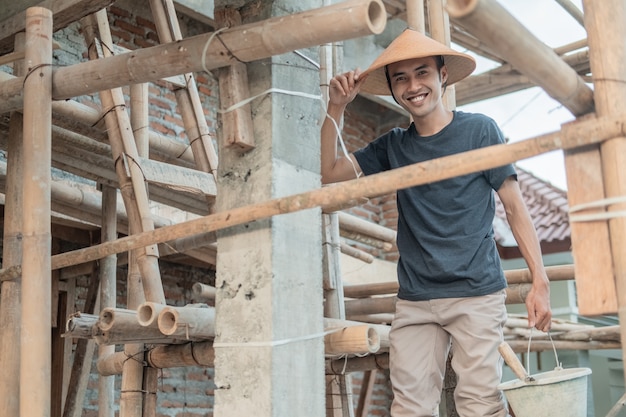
0, 0, 386, 111
325, 318, 390, 350
98, 341, 216, 376
340, 243, 374, 264
65, 313, 98, 339
325, 325, 380, 355
2, 112, 619, 276
191, 283, 216, 301
326, 353, 389, 374
340, 230, 393, 251
447, 0, 594, 116
506, 339, 620, 352
337, 211, 396, 243
94, 307, 170, 345
343, 264, 576, 298
157, 304, 216, 339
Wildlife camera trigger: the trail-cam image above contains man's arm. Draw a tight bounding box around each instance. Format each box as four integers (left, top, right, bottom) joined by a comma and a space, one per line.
497, 176, 552, 332
321, 70, 366, 184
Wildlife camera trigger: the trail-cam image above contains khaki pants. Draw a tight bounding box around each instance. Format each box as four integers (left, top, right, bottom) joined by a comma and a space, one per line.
389, 290, 509, 417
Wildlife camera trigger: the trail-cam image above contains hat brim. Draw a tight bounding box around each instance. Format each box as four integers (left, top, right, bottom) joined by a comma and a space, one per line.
360, 29, 476, 96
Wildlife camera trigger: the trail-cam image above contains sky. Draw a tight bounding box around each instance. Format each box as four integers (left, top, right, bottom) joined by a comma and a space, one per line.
458, 0, 587, 190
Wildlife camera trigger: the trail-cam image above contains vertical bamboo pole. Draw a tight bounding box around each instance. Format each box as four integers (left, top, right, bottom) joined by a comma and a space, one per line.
130, 80, 158, 417
120, 255, 146, 417
0, 31, 25, 417
581, 0, 626, 374
20, 7, 53, 417
428, 2, 457, 414
428, 0, 456, 109
98, 185, 117, 417
406, 0, 425, 33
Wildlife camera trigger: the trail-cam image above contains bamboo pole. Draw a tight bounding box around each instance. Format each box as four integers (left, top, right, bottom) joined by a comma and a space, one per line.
326, 353, 389, 374
405, 0, 425, 32
0, 0, 386, 113
98, 341, 216, 376
95, 308, 170, 345
157, 304, 216, 339
149, 0, 219, 182
191, 282, 217, 301
82, 10, 165, 305
325, 325, 380, 355
137, 302, 168, 329
324, 318, 390, 350
0, 31, 24, 417
336, 211, 396, 243
446, 0, 594, 116
32, 112, 626, 273
119, 256, 145, 417
582, 0, 626, 369
98, 184, 116, 417
65, 313, 98, 339
20, 8, 53, 417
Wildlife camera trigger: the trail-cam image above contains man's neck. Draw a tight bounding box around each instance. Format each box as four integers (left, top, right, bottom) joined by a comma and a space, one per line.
413, 107, 453, 137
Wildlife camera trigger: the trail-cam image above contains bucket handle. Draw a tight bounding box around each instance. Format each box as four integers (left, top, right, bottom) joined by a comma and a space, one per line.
527, 328, 563, 373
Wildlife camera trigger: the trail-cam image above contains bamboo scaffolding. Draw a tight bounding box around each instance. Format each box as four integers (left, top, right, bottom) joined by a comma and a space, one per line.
82, 11, 165, 305
446, 0, 594, 116
95, 308, 171, 345
98, 184, 116, 417
18, 112, 620, 274
98, 341, 216, 376
0, 31, 24, 417
0, 0, 386, 113
19, 8, 53, 417
157, 304, 216, 339
583, 0, 626, 368
149, 0, 219, 182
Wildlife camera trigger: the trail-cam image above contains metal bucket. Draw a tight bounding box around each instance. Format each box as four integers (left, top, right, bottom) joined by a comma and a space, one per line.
498, 366, 591, 417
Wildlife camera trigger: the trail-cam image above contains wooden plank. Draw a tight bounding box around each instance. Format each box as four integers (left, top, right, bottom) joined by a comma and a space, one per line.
138, 155, 217, 197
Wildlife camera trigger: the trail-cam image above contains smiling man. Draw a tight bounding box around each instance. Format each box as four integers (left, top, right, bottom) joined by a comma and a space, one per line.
320, 28, 552, 417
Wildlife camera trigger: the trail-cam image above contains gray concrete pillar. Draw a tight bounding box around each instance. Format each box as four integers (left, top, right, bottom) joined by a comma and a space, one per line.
213, 1, 325, 416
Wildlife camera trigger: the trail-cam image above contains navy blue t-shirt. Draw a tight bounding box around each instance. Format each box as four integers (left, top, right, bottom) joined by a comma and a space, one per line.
354, 111, 516, 301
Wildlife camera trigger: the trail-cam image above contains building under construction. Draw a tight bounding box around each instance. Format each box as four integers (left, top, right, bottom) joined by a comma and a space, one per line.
0, 0, 625, 416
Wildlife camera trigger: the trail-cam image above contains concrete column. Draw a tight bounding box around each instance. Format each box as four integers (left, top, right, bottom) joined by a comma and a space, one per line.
213, 0, 324, 416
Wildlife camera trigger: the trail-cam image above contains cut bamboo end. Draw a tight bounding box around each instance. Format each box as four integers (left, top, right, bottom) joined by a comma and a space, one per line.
98, 307, 137, 332
157, 304, 216, 339
137, 302, 167, 327
191, 282, 216, 301
325, 325, 381, 355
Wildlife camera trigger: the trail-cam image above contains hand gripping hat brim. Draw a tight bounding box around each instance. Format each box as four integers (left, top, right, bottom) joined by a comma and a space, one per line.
360, 28, 476, 96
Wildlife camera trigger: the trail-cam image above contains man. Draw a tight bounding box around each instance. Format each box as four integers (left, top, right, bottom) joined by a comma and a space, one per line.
320, 28, 552, 416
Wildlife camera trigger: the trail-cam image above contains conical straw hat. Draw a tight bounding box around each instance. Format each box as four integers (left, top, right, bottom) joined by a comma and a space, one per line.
360, 28, 476, 96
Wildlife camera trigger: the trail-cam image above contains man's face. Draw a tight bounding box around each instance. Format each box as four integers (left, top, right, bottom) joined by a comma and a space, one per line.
387, 56, 448, 118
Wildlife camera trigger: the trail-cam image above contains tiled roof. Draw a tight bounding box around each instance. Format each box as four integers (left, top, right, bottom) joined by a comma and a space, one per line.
494, 166, 571, 256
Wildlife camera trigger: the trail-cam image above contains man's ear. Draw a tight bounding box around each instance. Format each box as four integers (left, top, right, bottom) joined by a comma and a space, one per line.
440, 65, 449, 86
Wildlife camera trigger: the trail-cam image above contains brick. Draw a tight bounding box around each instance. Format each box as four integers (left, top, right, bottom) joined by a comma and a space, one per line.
115, 19, 146, 37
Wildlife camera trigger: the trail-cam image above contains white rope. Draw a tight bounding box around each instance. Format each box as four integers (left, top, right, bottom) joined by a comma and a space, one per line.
569, 195, 626, 222
212, 327, 343, 348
